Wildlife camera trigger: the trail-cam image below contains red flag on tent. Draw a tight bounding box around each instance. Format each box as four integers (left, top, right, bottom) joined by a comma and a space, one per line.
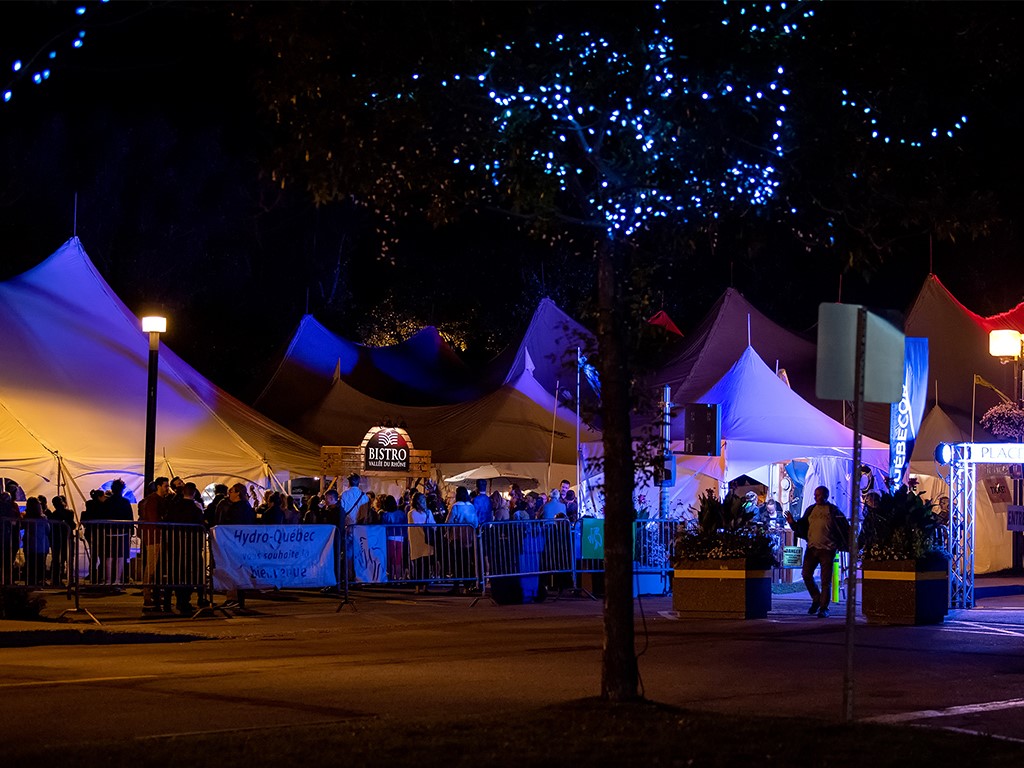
647, 310, 683, 337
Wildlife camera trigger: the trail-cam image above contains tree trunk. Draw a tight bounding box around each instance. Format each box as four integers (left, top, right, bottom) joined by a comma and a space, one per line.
596, 237, 640, 701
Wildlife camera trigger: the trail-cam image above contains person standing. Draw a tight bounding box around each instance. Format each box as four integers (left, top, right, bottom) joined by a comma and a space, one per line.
540, 489, 567, 520
22, 497, 50, 586
139, 477, 172, 613
379, 495, 407, 582
47, 495, 76, 587
214, 483, 257, 609
340, 475, 369, 529
407, 493, 435, 589
785, 485, 850, 618
163, 482, 204, 614
103, 479, 134, 587
446, 486, 479, 591
472, 479, 493, 525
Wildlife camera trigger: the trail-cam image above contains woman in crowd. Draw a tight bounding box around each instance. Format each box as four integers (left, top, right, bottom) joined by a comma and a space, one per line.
379, 494, 407, 581
283, 494, 302, 525
22, 496, 50, 586
490, 490, 510, 522
303, 493, 322, 524
407, 493, 435, 590
262, 492, 287, 525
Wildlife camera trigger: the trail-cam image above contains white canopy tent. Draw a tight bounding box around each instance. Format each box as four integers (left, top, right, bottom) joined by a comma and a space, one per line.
0, 238, 321, 507
908, 405, 1010, 574
582, 346, 890, 517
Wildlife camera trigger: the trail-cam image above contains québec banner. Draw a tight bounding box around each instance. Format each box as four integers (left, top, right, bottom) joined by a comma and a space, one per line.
889, 337, 929, 487
210, 525, 337, 590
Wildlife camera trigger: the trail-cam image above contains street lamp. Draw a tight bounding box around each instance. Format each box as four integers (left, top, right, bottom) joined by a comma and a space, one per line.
141, 315, 166, 493
988, 327, 1023, 571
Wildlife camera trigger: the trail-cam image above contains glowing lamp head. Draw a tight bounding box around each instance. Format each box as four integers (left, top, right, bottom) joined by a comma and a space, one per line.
989, 329, 1022, 359
934, 442, 954, 466
141, 316, 167, 334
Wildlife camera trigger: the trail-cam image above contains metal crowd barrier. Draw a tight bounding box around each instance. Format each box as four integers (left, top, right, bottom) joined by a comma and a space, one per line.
2, 516, 685, 618
344, 522, 480, 590
340, 518, 680, 599
0, 519, 75, 592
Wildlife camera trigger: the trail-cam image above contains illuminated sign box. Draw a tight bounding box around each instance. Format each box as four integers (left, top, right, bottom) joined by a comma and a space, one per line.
362, 426, 413, 473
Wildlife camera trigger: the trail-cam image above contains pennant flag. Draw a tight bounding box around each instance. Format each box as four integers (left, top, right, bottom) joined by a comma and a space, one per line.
647, 310, 683, 337
974, 373, 1013, 404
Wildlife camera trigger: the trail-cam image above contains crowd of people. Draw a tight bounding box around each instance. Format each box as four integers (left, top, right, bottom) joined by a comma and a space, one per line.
1, 473, 583, 599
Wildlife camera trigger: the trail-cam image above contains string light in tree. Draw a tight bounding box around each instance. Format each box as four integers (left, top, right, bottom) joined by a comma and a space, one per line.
442, 2, 810, 240
2, 0, 108, 108
838, 89, 969, 148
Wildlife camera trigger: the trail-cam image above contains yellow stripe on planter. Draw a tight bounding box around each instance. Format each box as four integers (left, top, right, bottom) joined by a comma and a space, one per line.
674, 569, 772, 579
862, 570, 947, 581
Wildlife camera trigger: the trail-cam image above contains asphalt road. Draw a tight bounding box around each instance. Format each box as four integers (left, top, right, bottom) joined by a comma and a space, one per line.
2, 590, 1023, 747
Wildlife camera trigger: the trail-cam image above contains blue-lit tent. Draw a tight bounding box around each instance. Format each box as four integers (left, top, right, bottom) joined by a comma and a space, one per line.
255, 298, 600, 483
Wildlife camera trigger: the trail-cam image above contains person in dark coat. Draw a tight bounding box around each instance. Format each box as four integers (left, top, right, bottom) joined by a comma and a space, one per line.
22, 496, 50, 586
163, 482, 205, 613
102, 479, 134, 586
79, 489, 107, 583
215, 483, 255, 609
47, 495, 76, 586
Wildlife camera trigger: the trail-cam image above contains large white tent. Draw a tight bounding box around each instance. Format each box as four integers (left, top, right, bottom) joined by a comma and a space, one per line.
909, 404, 1010, 574
0, 238, 321, 506
582, 347, 890, 517
687, 346, 890, 480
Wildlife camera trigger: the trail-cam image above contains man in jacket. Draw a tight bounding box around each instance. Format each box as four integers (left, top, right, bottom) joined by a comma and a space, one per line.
785, 485, 850, 619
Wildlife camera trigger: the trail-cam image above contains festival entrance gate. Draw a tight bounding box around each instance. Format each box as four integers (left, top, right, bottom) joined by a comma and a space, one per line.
943, 442, 1024, 609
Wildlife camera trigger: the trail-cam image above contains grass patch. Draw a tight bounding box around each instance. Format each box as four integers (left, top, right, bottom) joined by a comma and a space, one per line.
17, 698, 1023, 767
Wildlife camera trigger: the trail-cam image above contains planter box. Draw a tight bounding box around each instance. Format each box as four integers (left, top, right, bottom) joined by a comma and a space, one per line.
672, 558, 772, 619
861, 554, 949, 625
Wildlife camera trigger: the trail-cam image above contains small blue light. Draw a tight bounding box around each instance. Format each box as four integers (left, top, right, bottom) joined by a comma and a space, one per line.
76, 6, 86, 15
32, 73, 42, 84
49, 51, 56, 59
73, 40, 83, 48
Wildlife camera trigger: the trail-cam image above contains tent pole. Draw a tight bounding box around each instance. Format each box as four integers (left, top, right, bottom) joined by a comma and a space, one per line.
547, 379, 559, 491
577, 347, 581, 499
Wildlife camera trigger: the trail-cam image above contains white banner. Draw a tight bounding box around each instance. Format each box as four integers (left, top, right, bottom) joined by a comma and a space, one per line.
352, 524, 388, 583
210, 525, 337, 591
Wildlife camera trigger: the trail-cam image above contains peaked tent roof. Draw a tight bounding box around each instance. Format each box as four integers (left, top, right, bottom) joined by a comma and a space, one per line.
909, 403, 994, 476
905, 274, 1024, 431
651, 288, 833, 418
490, 297, 598, 395
255, 315, 482, 428
687, 346, 889, 480
0, 238, 320, 502
301, 367, 599, 466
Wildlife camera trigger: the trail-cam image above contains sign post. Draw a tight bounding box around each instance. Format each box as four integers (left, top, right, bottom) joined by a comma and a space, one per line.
816, 303, 905, 724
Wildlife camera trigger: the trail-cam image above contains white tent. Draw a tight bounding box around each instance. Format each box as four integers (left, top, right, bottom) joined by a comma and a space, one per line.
909, 405, 1010, 574
581, 347, 890, 517
0, 238, 321, 506
687, 346, 890, 480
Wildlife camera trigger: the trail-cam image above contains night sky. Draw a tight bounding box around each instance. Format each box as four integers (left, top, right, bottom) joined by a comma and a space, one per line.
1, 1, 1021, 400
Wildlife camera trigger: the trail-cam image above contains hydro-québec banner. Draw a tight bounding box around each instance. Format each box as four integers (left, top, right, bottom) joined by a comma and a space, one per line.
889, 337, 929, 487
210, 525, 337, 591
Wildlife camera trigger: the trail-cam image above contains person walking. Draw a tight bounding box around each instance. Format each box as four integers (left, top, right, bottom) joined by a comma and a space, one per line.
785, 485, 850, 618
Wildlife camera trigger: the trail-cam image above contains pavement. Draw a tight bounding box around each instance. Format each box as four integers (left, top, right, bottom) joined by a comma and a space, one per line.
2, 573, 1023, 644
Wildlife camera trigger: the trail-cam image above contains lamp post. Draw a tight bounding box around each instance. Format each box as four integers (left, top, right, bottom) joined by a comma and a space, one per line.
142, 315, 166, 493
988, 328, 1023, 571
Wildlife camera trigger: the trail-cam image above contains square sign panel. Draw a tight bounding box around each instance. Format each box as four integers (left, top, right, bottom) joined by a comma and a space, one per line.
816, 303, 904, 403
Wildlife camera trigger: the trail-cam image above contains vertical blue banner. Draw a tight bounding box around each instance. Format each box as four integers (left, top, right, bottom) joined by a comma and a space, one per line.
889, 337, 929, 486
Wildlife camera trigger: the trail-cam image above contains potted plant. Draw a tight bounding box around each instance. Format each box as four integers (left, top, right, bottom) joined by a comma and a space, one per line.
670, 489, 777, 619
859, 486, 949, 625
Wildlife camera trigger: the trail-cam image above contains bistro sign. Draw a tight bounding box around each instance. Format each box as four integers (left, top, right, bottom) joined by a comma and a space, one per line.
362, 426, 413, 473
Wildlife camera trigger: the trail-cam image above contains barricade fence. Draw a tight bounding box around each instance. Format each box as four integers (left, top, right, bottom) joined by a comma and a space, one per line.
1, 518, 684, 611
